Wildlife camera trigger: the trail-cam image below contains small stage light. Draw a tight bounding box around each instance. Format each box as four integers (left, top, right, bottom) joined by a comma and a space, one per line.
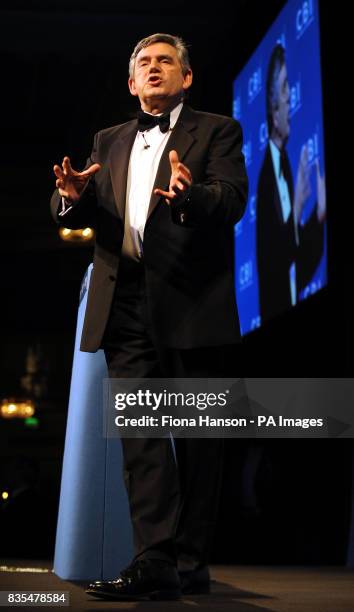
0, 399, 35, 419
59, 227, 95, 243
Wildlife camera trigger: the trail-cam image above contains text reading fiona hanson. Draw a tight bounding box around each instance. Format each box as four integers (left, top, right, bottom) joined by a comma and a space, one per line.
114, 415, 324, 429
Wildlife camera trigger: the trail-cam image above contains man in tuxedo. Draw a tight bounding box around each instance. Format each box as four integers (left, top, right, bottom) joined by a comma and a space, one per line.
51, 33, 248, 600
256, 44, 326, 325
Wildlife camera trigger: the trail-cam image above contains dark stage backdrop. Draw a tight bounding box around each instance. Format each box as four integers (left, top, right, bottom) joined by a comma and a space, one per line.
0, 1, 352, 563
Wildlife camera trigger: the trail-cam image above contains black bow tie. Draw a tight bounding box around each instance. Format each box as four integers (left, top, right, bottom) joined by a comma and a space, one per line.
137, 111, 170, 133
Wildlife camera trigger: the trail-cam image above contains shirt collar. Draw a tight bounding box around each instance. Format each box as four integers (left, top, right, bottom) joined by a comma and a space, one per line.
269, 139, 281, 178
169, 102, 183, 128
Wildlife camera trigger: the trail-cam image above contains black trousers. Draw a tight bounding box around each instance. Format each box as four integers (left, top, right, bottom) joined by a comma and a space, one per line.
102, 258, 241, 571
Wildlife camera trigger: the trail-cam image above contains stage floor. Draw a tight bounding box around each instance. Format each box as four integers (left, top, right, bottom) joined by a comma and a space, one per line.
1, 560, 353, 611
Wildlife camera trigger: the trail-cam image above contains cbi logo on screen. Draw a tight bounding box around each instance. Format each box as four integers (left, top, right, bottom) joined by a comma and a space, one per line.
289, 79, 302, 117
248, 194, 256, 224
259, 121, 268, 151
236, 194, 256, 234
295, 0, 314, 40
247, 66, 262, 104
233, 96, 241, 120
243, 139, 252, 167
239, 260, 253, 291
250, 316, 261, 331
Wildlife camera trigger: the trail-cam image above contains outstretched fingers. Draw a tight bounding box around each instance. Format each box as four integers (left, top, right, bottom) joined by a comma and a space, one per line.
169, 149, 180, 172
174, 171, 190, 191
177, 162, 192, 183
154, 150, 192, 205
169, 151, 192, 180
53, 164, 63, 179
62, 156, 74, 175
154, 187, 174, 201
80, 163, 102, 177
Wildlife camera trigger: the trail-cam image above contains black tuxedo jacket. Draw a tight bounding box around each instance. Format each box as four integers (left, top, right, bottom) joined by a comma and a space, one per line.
256, 143, 324, 324
51, 105, 248, 352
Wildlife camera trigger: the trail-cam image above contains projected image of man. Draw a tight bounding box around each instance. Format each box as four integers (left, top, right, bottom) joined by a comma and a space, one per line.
256, 44, 326, 324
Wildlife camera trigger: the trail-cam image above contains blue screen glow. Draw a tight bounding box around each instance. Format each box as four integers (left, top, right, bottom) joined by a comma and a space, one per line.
233, 0, 327, 335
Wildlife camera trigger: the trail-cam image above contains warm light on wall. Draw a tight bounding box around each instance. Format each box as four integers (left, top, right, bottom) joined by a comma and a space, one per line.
1, 491, 9, 500
0, 399, 35, 419
59, 227, 95, 242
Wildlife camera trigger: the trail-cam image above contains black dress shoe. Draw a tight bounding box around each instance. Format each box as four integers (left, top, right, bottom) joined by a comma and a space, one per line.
179, 565, 210, 594
86, 558, 181, 601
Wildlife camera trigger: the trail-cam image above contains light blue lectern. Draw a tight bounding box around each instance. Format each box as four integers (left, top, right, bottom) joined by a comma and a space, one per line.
53, 264, 133, 581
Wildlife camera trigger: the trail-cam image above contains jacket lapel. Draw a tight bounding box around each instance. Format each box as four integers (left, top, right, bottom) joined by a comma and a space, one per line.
109, 106, 197, 222
147, 105, 197, 219
109, 121, 137, 221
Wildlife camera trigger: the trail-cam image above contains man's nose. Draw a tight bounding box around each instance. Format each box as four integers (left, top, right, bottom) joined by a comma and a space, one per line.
149, 59, 161, 72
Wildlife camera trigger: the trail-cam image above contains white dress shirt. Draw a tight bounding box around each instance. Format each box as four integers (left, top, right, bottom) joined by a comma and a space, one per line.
122, 102, 183, 260
59, 102, 184, 261
269, 139, 297, 306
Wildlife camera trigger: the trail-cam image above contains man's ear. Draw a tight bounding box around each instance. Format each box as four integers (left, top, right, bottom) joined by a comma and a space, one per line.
272, 106, 279, 131
128, 77, 138, 96
182, 69, 193, 93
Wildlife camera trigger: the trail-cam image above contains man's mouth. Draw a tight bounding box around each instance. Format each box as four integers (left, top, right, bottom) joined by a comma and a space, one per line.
147, 76, 162, 85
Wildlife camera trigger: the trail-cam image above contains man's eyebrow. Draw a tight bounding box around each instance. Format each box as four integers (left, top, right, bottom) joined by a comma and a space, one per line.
137, 53, 174, 64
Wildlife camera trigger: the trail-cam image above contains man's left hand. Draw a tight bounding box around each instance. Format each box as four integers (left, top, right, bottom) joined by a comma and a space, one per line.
154, 150, 192, 205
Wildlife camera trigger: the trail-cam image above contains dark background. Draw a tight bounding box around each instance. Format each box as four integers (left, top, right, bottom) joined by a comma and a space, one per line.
0, 1, 352, 564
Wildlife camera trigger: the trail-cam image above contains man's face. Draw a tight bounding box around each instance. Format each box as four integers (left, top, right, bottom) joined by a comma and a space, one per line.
273, 63, 290, 144
128, 42, 192, 108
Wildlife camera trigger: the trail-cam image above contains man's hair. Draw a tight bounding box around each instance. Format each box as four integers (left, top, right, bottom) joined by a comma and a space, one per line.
266, 44, 286, 134
129, 33, 191, 78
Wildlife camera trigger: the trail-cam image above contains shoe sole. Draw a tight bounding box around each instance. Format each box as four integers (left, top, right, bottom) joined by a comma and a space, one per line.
86, 588, 181, 601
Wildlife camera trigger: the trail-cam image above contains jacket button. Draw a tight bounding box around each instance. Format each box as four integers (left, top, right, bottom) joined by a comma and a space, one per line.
109, 275, 116, 281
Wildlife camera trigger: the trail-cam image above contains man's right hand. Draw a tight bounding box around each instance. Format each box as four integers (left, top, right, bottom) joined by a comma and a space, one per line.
294, 145, 311, 226
53, 156, 101, 203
